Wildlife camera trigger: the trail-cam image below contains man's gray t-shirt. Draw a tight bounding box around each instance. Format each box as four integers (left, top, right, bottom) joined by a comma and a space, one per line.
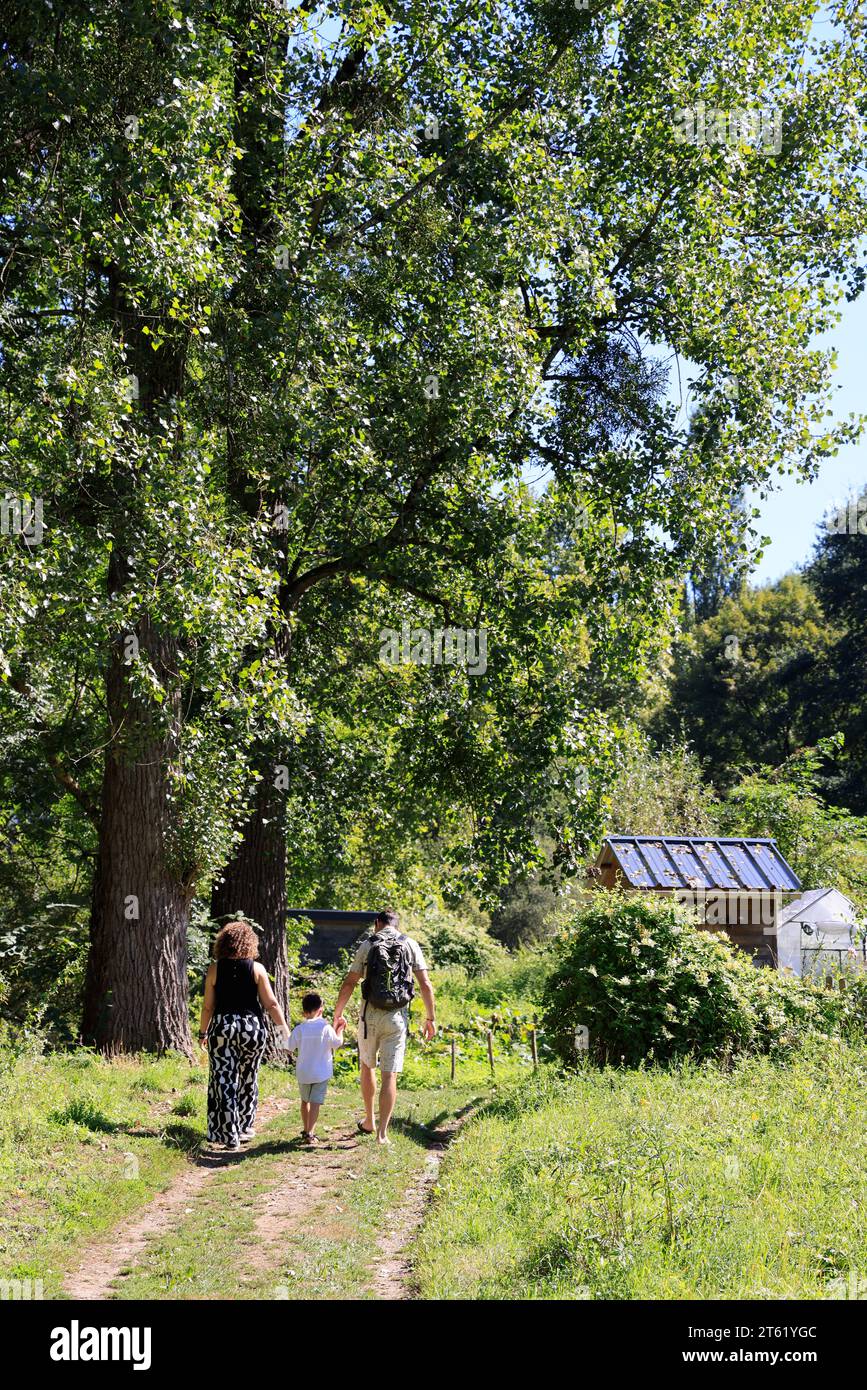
351, 932, 427, 978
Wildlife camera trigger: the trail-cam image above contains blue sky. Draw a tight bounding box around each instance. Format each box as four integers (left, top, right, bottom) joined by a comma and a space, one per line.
746, 291, 867, 584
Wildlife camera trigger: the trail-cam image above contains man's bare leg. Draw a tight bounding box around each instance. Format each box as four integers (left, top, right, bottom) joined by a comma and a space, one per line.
359, 1062, 376, 1133
300, 1099, 310, 1133
377, 1070, 397, 1144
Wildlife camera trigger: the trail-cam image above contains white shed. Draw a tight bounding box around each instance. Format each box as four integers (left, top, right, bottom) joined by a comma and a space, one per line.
776, 888, 864, 977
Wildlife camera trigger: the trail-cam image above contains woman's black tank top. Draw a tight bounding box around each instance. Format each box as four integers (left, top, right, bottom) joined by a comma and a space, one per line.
214, 958, 263, 1018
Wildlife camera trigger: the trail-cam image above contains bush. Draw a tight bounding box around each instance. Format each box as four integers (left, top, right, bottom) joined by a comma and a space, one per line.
542, 892, 752, 1066
742, 964, 847, 1055
839, 967, 867, 1045
406, 907, 507, 978
48, 1097, 116, 1132
542, 892, 863, 1067
461, 947, 552, 1008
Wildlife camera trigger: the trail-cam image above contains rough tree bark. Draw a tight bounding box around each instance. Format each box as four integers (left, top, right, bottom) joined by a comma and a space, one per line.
83, 615, 194, 1055
210, 770, 291, 1046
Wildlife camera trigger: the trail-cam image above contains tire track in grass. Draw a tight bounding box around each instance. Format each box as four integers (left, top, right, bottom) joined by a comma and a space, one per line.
63, 1098, 291, 1300
372, 1102, 483, 1300
373, 1149, 443, 1299
65, 1089, 484, 1301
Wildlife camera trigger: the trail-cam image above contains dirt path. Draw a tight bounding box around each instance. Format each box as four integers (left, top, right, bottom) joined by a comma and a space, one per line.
63, 1098, 291, 1301
373, 1149, 442, 1299
235, 1124, 368, 1293
64, 1095, 478, 1301
372, 1105, 479, 1300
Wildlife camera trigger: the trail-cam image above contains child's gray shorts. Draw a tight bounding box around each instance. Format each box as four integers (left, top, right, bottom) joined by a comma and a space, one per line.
298, 1080, 328, 1104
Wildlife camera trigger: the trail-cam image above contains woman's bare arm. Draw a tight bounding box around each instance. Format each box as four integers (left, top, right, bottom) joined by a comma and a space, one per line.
254, 963, 289, 1034
198, 963, 217, 1046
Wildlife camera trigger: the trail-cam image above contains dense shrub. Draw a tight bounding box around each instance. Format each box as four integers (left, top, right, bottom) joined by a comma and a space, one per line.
405, 907, 507, 978
0, 910, 88, 1043
541, 891, 856, 1066
543, 893, 755, 1064
427, 917, 508, 977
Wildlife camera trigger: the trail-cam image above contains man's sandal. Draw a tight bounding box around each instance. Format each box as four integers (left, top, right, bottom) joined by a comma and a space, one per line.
357, 1122, 375, 1135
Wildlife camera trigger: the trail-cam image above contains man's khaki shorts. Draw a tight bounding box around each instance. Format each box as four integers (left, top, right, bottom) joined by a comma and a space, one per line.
358, 1005, 408, 1073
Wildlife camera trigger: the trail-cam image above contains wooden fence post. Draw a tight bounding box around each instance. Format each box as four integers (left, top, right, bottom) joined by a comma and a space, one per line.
530, 1014, 538, 1071
450, 1035, 456, 1082
486, 1028, 495, 1076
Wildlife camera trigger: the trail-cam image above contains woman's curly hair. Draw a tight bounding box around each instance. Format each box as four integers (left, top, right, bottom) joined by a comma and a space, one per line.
214, 920, 259, 961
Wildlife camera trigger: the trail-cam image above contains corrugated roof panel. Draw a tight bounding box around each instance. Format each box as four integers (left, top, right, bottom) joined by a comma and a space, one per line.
693, 841, 740, 889
737, 841, 778, 890
608, 840, 655, 887
748, 842, 801, 891
601, 837, 801, 893
721, 842, 775, 890
667, 841, 713, 889
640, 841, 683, 888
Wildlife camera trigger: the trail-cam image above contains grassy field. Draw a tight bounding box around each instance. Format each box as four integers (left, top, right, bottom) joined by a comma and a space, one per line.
9, 948, 864, 1303
414, 1040, 867, 1300
0, 958, 541, 1299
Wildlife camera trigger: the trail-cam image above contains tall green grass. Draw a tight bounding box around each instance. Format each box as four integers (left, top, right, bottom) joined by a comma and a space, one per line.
415, 1040, 867, 1300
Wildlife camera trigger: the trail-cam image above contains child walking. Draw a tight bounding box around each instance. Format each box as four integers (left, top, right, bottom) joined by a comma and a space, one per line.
286, 992, 345, 1145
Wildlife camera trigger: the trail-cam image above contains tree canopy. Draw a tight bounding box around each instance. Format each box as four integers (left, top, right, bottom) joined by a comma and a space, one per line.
2, 0, 867, 1049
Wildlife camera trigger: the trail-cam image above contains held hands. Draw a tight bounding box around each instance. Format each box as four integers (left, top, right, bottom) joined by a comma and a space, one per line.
334, 1016, 347, 1034
275, 1023, 291, 1050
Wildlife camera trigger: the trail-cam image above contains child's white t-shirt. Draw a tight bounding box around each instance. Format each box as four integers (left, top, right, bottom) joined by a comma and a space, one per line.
287, 1017, 342, 1083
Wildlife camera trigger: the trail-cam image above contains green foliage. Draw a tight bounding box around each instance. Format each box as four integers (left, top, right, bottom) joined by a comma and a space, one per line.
415, 908, 508, 978
48, 1097, 116, 1133
456, 947, 552, 1010
0, 902, 89, 1044
653, 575, 831, 784
490, 858, 568, 948
721, 739, 867, 915
602, 735, 720, 838
807, 482, 867, 813
541, 890, 860, 1067
543, 892, 759, 1065
3, 0, 867, 1043
415, 1043, 867, 1300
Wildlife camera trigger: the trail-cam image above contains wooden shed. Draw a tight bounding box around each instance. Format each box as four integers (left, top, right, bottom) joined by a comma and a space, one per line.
288, 908, 376, 965
591, 835, 802, 965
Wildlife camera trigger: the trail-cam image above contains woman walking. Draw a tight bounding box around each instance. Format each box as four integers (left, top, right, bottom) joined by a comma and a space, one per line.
198, 920, 289, 1151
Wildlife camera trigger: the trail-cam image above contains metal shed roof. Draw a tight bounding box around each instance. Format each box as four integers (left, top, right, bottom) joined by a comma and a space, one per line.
287, 909, 377, 927
598, 836, 801, 892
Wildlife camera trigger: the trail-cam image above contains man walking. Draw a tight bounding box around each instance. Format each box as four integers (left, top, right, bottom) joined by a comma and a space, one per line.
333, 908, 436, 1144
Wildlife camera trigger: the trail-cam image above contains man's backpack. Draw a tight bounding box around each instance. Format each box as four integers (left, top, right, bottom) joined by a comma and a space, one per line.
360, 929, 415, 1032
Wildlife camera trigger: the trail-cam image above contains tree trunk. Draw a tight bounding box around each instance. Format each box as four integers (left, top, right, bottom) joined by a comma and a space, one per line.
211, 771, 291, 1044
82, 621, 194, 1056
